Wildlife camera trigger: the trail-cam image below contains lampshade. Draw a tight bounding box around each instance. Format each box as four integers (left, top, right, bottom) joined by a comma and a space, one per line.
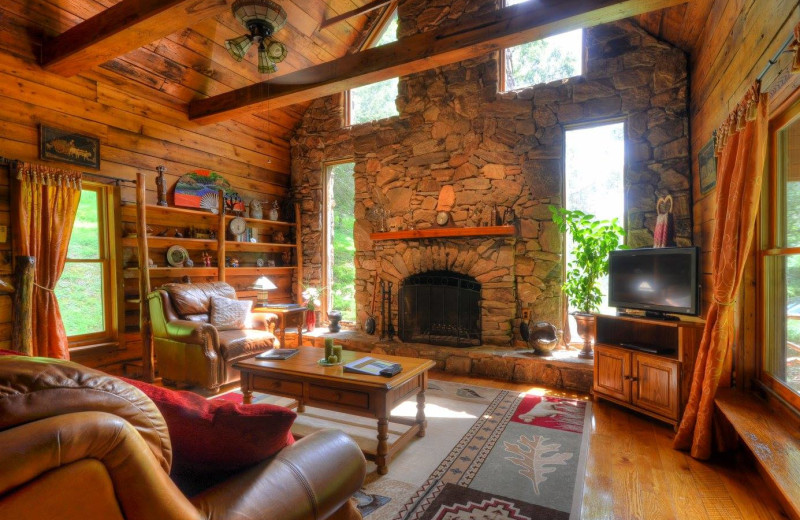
258, 47, 278, 74
251, 276, 277, 306
225, 34, 253, 62
265, 40, 287, 63
231, 0, 287, 34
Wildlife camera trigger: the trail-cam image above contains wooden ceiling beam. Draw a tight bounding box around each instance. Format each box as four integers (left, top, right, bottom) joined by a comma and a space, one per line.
320, 0, 393, 30
189, 0, 688, 124
41, 0, 230, 77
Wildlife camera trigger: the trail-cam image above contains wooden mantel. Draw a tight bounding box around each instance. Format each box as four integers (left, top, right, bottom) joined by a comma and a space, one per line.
370, 225, 515, 241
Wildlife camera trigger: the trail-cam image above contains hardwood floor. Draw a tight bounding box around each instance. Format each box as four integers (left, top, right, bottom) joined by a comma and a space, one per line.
431, 371, 787, 520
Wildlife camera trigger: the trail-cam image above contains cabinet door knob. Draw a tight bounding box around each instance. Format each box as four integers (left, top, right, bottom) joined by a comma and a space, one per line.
623, 375, 631, 380
630, 377, 638, 382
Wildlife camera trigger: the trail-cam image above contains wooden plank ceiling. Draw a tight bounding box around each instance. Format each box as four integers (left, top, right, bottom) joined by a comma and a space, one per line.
1, 0, 381, 155
1, 0, 713, 158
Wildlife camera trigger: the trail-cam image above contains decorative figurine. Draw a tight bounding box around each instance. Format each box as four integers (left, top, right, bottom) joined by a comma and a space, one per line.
230, 256, 240, 268
266, 259, 276, 267
272, 230, 285, 243
201, 250, 212, 267
184, 256, 194, 267
155, 165, 168, 207
174, 228, 183, 238
249, 199, 263, 219
281, 250, 292, 266
268, 200, 279, 221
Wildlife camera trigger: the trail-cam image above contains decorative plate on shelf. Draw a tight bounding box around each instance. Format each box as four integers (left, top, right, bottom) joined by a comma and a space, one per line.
166, 245, 189, 267
318, 358, 344, 367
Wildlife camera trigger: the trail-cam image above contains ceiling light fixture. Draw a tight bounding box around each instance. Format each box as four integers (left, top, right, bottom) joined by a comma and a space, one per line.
225, 0, 289, 74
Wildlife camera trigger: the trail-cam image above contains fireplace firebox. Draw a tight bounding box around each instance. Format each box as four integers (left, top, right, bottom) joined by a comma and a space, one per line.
398, 271, 481, 347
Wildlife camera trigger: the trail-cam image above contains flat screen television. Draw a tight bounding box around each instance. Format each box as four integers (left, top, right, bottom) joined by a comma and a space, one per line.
608, 247, 700, 318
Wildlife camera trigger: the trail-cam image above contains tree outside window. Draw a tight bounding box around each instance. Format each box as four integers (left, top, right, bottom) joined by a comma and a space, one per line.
349, 10, 399, 125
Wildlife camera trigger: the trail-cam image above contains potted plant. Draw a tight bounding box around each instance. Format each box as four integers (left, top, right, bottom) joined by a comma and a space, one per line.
550, 206, 625, 358
302, 286, 325, 332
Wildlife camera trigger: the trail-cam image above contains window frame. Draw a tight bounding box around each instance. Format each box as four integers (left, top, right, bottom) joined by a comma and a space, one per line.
758, 95, 800, 412
61, 182, 120, 349
345, 4, 399, 127
323, 160, 357, 324
498, 1, 584, 93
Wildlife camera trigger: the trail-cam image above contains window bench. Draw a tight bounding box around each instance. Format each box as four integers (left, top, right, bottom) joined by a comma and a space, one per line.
715, 388, 800, 520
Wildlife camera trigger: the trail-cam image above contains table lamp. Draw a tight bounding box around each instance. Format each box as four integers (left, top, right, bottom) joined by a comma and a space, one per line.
251, 276, 277, 306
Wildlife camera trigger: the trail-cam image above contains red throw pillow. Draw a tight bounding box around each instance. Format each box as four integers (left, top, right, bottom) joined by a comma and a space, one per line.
0, 349, 27, 356
122, 378, 296, 475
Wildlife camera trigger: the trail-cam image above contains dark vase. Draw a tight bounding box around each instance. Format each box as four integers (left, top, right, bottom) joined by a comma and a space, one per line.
573, 313, 596, 359
305, 308, 316, 332
328, 311, 343, 333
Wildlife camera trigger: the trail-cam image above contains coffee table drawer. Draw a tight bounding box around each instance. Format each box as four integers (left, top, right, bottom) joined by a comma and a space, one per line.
309, 385, 369, 409
253, 377, 303, 398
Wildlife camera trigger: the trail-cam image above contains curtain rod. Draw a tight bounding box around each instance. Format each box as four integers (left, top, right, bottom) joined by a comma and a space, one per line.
0, 156, 136, 185
756, 30, 796, 82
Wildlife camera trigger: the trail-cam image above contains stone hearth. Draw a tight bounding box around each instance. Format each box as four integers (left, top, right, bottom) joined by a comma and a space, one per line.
298, 329, 593, 393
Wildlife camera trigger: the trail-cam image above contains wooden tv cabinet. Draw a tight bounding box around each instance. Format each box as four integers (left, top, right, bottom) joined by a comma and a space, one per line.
591, 314, 704, 429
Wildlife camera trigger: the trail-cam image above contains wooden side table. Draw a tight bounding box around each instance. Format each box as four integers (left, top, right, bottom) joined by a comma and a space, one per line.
253, 305, 306, 348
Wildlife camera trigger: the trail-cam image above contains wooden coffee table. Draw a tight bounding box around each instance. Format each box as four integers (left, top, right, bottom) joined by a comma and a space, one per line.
235, 347, 436, 474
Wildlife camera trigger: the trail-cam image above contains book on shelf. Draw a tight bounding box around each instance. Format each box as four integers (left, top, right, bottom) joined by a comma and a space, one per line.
256, 348, 299, 360
343, 357, 402, 377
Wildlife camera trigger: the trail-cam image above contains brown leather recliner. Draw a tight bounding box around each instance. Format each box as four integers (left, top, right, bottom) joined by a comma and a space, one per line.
149, 282, 279, 392
0, 356, 366, 520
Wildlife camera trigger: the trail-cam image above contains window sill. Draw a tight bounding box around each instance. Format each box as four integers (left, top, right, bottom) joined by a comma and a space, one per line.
69, 341, 121, 358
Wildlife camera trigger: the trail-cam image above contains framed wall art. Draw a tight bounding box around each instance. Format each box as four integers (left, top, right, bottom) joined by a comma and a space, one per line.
698, 133, 717, 195
39, 125, 100, 169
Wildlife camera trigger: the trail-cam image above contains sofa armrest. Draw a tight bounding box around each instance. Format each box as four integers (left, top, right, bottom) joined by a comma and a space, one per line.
191, 429, 366, 520
162, 319, 220, 347
0, 412, 201, 520
250, 312, 278, 333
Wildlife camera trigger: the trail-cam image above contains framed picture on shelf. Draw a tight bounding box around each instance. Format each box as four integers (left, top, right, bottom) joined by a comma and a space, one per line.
39, 125, 100, 169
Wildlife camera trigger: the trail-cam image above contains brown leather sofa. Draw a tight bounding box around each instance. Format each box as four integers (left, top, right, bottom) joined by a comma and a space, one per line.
0, 355, 366, 520
148, 281, 279, 392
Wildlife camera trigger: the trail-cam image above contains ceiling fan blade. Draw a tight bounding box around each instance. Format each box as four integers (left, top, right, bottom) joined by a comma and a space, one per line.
225, 34, 253, 62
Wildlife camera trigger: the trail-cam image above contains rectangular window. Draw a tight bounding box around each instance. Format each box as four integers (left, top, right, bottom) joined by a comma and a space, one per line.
564, 122, 625, 314
501, 0, 582, 91
325, 162, 356, 321
55, 183, 117, 346
348, 9, 399, 125
761, 100, 800, 404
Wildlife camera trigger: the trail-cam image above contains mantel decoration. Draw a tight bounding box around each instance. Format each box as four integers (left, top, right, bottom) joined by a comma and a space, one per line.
550, 206, 625, 359
173, 169, 244, 213
39, 125, 100, 169
225, 0, 289, 74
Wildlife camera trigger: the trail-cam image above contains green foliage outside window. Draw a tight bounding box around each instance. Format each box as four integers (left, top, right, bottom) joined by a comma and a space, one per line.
329, 163, 356, 321
350, 11, 399, 125
504, 29, 582, 91
55, 189, 105, 337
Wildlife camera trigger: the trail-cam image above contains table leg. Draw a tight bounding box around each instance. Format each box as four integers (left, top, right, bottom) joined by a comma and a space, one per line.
298, 319, 303, 347
297, 401, 306, 413
243, 388, 253, 404
416, 390, 427, 438
376, 417, 389, 475
280, 320, 286, 349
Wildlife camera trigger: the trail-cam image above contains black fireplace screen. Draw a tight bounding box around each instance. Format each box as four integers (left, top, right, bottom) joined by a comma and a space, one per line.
398, 271, 481, 347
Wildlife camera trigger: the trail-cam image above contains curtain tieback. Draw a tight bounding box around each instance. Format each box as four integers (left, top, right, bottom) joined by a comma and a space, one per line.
33, 282, 54, 293
713, 297, 735, 306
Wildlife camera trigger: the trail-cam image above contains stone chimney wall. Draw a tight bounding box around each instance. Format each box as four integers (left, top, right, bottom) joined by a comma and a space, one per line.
290, 6, 690, 346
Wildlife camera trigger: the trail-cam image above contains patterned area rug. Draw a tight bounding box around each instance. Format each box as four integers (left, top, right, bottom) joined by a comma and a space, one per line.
214, 381, 590, 520
393, 391, 590, 520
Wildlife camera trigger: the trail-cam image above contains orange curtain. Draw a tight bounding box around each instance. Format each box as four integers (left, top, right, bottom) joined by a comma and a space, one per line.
12, 162, 82, 359
673, 83, 768, 459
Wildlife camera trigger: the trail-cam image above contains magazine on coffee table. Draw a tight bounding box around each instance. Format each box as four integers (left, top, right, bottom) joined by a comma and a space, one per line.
344, 357, 402, 377
256, 348, 299, 360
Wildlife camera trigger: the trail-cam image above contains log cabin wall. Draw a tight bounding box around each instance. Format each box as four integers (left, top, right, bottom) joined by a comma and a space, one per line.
292, 0, 691, 347
0, 9, 292, 369
0, 164, 10, 349
689, 0, 800, 386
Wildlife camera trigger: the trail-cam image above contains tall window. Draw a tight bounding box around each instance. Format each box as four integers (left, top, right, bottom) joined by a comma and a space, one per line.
348, 9, 399, 125
762, 101, 800, 402
501, 0, 582, 91
325, 162, 356, 321
55, 184, 116, 345
564, 122, 625, 314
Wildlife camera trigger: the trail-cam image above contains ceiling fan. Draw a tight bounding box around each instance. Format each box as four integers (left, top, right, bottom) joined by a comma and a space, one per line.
225, 0, 289, 74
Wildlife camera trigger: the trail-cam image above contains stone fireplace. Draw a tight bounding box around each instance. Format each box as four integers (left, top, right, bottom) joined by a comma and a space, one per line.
291, 14, 691, 348
399, 270, 481, 347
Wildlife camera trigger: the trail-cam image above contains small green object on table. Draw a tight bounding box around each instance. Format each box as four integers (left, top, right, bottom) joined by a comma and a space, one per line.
324, 338, 334, 359
327, 355, 338, 364
332, 345, 343, 362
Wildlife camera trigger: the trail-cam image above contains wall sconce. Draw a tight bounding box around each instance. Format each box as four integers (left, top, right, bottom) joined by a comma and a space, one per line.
251, 275, 277, 306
